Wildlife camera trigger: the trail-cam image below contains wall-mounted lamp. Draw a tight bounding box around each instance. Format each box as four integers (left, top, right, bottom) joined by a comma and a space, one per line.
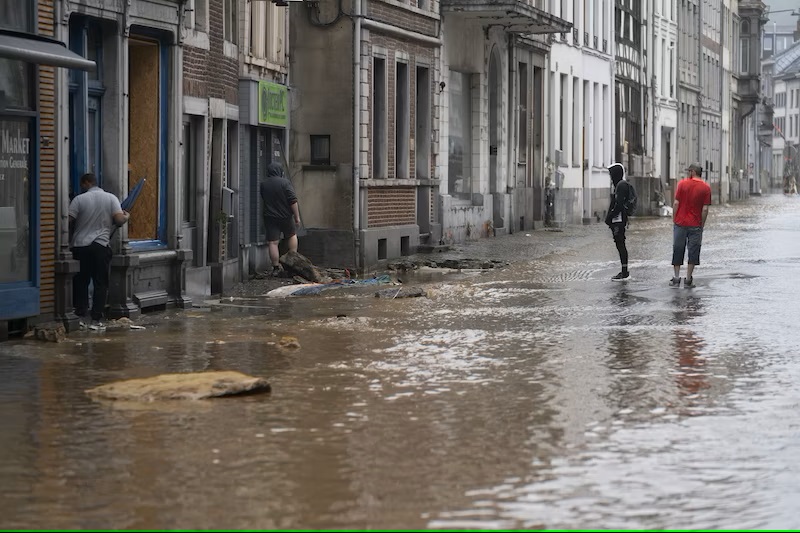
439, 81, 446, 93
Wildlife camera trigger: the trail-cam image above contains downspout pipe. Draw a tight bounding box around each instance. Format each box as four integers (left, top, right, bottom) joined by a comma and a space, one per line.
353, 0, 361, 271
697, 0, 703, 169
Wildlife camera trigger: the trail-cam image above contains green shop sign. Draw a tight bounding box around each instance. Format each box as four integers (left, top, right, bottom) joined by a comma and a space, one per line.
258, 81, 288, 128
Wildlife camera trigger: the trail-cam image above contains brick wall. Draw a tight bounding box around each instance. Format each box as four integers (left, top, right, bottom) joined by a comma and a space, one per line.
367, 187, 416, 227
38, 0, 56, 315
183, 0, 239, 104
369, 1, 438, 36
361, 1, 441, 228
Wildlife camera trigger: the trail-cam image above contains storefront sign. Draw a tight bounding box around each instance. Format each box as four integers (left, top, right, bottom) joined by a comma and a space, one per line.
258, 81, 288, 128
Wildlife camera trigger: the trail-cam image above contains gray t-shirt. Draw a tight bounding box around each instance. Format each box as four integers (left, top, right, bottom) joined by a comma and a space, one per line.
69, 187, 122, 248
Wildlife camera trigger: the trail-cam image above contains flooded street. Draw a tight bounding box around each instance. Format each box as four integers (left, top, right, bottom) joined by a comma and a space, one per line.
2, 195, 799, 529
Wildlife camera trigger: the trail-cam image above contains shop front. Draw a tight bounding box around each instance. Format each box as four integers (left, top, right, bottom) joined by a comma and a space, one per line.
239, 78, 288, 277
0, 0, 94, 339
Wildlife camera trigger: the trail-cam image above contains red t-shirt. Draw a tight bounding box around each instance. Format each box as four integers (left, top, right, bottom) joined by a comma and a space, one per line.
674, 177, 712, 227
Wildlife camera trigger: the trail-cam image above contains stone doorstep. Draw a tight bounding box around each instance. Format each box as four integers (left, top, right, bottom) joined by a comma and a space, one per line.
133, 290, 170, 309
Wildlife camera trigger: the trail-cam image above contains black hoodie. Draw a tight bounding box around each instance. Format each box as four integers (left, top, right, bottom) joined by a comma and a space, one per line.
605, 163, 631, 225
259, 163, 298, 219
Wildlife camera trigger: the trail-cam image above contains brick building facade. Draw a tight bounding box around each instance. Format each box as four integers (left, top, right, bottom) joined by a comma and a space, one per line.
181, 0, 243, 296
290, 0, 441, 270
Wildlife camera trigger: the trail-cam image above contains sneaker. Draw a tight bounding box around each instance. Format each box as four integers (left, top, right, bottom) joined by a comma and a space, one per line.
88, 320, 106, 332
670, 276, 681, 287
611, 271, 630, 281
684, 277, 695, 288
270, 265, 284, 278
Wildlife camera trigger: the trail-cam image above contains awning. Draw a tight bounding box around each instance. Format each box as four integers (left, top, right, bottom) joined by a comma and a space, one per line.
441, 0, 572, 34
0, 30, 96, 71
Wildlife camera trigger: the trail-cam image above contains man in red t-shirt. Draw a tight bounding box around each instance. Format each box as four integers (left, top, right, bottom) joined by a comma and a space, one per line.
671, 163, 712, 288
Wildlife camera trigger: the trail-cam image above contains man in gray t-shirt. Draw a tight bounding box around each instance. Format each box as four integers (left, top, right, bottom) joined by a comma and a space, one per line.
68, 173, 130, 325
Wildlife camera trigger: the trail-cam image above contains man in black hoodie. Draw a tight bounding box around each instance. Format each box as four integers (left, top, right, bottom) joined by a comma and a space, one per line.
604, 163, 632, 281
260, 162, 301, 276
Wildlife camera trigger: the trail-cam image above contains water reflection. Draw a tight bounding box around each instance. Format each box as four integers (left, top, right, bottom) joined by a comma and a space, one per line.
2, 197, 800, 529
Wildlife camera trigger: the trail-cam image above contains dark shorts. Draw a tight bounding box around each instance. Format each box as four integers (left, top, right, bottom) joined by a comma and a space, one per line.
610, 222, 626, 243
265, 216, 296, 242
672, 224, 703, 265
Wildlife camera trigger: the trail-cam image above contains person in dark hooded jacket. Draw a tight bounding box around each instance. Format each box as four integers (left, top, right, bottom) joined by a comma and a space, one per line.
605, 163, 633, 281
260, 162, 301, 276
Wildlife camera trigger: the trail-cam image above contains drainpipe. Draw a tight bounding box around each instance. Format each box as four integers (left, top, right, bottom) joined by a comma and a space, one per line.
719, 4, 725, 202
353, 0, 361, 271
508, 37, 515, 231
639, 5, 646, 173
56, 0, 69, 256
697, 0, 703, 171
55, 0, 80, 331
651, 2, 657, 176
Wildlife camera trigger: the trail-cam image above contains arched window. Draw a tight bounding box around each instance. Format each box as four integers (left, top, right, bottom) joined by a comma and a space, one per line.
741, 20, 750, 35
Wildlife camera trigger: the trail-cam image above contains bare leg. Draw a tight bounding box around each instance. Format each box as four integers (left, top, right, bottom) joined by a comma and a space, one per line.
287, 234, 298, 254
673, 265, 681, 278
268, 241, 280, 267
686, 263, 695, 280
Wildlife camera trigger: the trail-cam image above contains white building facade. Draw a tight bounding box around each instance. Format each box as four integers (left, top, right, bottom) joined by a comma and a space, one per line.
548, 0, 615, 225
437, 0, 570, 241
651, 0, 680, 195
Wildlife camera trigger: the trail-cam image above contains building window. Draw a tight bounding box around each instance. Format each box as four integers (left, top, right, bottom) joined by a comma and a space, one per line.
764, 36, 773, 51
395, 61, 410, 179
518, 62, 528, 163
310, 135, 331, 166
0, 0, 33, 32
0, 0, 35, 111
573, 77, 580, 164
0, 117, 33, 283
0, 60, 33, 110
372, 57, 388, 179
249, 0, 285, 63
183, 116, 202, 224
184, 0, 208, 31
415, 66, 431, 179
560, 73, 567, 152
448, 71, 473, 198
740, 37, 750, 74
669, 48, 675, 98
224, 0, 238, 43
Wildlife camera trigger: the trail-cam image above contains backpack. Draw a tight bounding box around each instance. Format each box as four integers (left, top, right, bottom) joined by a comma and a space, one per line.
622, 181, 637, 216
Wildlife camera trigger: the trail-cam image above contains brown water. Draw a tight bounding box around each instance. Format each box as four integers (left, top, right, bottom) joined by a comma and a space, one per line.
1, 196, 799, 529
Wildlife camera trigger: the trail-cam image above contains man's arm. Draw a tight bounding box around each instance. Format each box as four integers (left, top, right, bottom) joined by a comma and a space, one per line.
290, 201, 300, 226
113, 210, 130, 227
701, 205, 709, 227
110, 195, 129, 227
672, 199, 680, 222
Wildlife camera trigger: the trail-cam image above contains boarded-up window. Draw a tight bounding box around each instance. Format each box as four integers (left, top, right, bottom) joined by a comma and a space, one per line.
128, 37, 160, 241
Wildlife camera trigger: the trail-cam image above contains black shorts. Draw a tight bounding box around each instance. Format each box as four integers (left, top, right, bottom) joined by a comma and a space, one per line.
265, 216, 296, 242
610, 222, 626, 243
